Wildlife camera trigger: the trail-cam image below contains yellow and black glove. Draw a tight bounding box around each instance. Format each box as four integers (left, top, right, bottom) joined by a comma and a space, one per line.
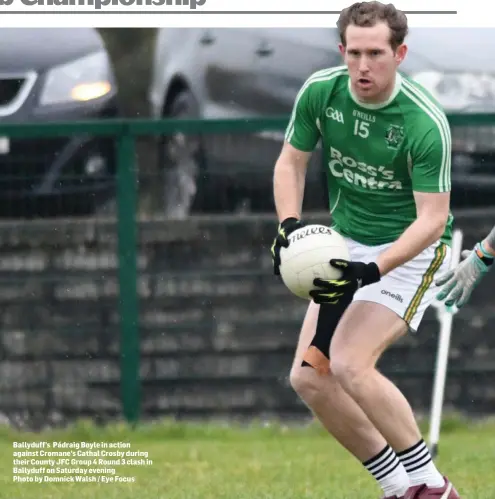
271, 217, 305, 276
309, 259, 381, 304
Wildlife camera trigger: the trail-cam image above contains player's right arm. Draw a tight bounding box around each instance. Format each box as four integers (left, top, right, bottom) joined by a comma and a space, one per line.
271, 77, 321, 275
273, 143, 311, 222
273, 78, 321, 222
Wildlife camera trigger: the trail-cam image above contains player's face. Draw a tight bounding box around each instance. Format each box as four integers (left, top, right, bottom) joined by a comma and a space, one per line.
339, 22, 407, 103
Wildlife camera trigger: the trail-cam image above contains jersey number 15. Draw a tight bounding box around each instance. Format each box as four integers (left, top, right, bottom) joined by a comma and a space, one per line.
353, 119, 370, 139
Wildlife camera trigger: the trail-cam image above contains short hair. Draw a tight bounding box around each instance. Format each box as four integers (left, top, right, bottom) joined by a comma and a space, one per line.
337, 1, 409, 50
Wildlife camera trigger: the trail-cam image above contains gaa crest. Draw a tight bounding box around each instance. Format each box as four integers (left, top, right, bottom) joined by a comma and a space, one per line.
385, 124, 404, 150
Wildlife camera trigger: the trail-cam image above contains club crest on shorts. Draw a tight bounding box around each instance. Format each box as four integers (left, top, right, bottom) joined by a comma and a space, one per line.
385, 124, 405, 150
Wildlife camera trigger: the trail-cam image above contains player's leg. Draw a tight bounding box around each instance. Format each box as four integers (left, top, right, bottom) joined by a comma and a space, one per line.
329, 300, 425, 449
329, 241, 454, 492
290, 301, 410, 497
290, 301, 386, 460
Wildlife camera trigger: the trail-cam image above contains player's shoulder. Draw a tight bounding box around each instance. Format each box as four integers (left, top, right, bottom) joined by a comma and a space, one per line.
298, 65, 349, 96
398, 73, 449, 132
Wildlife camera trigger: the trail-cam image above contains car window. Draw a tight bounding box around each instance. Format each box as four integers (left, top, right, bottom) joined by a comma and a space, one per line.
253, 28, 338, 48
405, 28, 495, 72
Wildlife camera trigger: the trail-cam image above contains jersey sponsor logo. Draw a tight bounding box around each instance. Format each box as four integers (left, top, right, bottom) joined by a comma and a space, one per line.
381, 289, 404, 303
385, 124, 405, 150
352, 109, 376, 123
327, 146, 403, 190
325, 107, 344, 124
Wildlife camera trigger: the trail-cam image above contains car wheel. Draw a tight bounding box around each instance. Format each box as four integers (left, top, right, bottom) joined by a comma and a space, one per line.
159, 90, 204, 218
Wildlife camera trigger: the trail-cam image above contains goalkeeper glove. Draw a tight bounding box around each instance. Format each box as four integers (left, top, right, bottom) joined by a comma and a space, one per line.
435, 241, 493, 308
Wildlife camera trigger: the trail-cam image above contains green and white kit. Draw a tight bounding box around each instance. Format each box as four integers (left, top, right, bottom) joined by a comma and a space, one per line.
286, 65, 454, 330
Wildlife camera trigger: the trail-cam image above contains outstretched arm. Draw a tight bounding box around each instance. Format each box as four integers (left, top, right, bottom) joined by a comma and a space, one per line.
435, 225, 495, 309
482, 225, 495, 256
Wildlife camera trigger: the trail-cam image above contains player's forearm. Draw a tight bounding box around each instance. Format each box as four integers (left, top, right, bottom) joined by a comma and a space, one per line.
375, 215, 447, 276
273, 159, 306, 222
482, 225, 495, 257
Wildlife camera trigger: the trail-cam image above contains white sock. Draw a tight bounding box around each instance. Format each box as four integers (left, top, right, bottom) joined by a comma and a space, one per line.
363, 445, 411, 497
397, 439, 445, 488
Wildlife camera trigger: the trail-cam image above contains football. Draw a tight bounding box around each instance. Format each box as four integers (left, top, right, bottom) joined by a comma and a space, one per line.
279, 224, 350, 300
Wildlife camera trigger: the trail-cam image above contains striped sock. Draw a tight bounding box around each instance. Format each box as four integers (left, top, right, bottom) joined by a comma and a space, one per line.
363, 445, 410, 497
397, 439, 444, 488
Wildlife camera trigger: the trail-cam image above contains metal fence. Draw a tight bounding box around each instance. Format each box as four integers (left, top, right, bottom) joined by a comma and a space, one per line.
0, 114, 494, 429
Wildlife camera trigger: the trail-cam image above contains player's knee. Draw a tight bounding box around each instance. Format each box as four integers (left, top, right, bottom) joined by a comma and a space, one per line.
289, 365, 322, 402
330, 355, 369, 395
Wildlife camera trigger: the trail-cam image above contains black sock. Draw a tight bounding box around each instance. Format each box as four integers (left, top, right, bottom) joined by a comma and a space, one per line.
301, 298, 351, 368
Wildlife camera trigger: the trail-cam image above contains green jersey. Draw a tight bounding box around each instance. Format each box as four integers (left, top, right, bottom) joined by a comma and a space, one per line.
285, 65, 453, 246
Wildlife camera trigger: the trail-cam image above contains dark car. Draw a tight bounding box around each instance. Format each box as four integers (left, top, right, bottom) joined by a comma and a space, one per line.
149, 28, 495, 216
0, 28, 120, 217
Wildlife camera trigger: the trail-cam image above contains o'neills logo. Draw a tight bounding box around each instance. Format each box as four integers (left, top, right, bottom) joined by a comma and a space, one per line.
288, 226, 332, 242
381, 289, 403, 303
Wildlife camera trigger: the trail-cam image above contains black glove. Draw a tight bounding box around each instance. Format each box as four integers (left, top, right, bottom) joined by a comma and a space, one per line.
271, 217, 305, 276
309, 259, 381, 304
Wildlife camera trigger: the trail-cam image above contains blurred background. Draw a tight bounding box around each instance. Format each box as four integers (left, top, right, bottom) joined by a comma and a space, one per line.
0, 27, 494, 431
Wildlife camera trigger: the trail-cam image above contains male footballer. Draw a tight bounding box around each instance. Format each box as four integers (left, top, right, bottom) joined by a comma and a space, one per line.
271, 2, 460, 498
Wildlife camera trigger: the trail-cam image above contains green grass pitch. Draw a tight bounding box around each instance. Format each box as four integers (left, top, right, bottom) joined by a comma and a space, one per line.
0, 416, 493, 498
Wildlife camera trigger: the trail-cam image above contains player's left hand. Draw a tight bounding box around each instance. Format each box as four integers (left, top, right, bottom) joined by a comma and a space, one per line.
309, 259, 381, 305
435, 242, 493, 309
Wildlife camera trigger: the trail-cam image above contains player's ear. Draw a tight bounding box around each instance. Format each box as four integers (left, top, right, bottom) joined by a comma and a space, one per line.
395, 43, 407, 65
338, 43, 346, 59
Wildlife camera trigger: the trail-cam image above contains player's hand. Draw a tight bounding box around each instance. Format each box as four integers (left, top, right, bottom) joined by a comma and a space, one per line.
309, 259, 381, 304
435, 242, 493, 309
271, 217, 305, 276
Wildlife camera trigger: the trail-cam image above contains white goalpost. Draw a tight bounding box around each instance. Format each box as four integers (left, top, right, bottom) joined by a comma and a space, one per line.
428, 228, 464, 458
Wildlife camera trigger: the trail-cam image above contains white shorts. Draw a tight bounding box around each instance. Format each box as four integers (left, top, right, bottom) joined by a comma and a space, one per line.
345, 237, 452, 333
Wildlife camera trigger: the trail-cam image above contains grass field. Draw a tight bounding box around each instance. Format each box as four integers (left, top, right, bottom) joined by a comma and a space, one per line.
0, 416, 493, 499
